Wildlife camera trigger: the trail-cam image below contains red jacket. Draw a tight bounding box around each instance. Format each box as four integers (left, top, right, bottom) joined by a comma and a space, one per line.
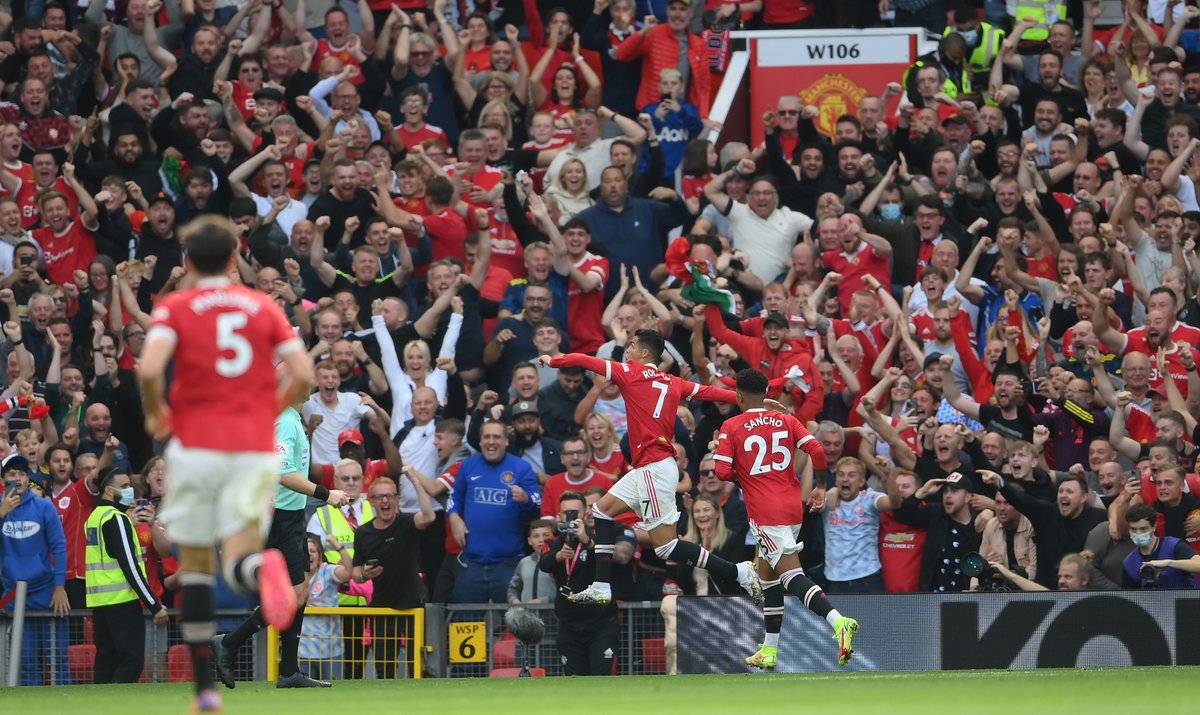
613, 25, 711, 115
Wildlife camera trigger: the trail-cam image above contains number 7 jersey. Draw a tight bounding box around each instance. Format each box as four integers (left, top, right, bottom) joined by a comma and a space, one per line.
712, 408, 827, 526
148, 281, 303, 453
548, 353, 737, 467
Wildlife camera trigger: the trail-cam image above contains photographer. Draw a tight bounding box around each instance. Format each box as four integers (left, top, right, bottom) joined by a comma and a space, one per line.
975, 486, 1037, 589
987, 551, 1105, 591
1122, 504, 1200, 589
538, 491, 617, 676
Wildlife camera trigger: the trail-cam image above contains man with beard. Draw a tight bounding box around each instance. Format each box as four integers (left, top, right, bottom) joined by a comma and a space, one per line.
228, 144, 307, 235
763, 109, 842, 220
703, 308, 822, 421
327, 338, 387, 396
995, 48, 1088, 129
305, 159, 374, 248
310, 226, 414, 326
821, 456, 900, 593
29, 164, 98, 287
894, 472, 982, 593
484, 281, 558, 395
940, 357, 1032, 441
150, 93, 212, 163
76, 129, 163, 198
981, 470, 1106, 589
472, 399, 564, 485
1088, 286, 1200, 399
134, 194, 183, 294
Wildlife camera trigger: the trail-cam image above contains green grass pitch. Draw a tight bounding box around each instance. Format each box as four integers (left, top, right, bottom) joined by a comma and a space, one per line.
7, 667, 1199, 714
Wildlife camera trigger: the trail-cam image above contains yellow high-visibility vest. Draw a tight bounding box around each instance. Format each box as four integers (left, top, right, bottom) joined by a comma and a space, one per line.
1013, 0, 1068, 42
84, 505, 145, 607
316, 500, 374, 606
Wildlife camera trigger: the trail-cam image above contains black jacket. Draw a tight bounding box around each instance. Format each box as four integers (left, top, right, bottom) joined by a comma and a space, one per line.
1000, 480, 1107, 589
894, 495, 981, 592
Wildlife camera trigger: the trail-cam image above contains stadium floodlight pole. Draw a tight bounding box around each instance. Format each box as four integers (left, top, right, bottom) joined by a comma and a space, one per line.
5, 580, 27, 687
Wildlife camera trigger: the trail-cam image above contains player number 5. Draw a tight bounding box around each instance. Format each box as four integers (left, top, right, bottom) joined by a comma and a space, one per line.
745, 431, 791, 475
216, 312, 252, 378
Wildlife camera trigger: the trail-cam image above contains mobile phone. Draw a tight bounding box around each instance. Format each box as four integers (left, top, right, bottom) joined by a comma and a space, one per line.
18, 254, 33, 266
366, 558, 380, 567
136, 498, 150, 508
3, 481, 17, 498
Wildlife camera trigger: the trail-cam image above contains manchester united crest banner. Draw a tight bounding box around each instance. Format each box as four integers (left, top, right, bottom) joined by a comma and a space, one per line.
747, 29, 924, 145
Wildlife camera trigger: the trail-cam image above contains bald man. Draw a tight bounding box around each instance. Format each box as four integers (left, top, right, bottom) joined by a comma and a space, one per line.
79, 404, 132, 472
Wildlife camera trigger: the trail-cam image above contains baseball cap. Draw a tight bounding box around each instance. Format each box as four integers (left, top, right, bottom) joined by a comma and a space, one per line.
338, 429, 365, 448
923, 352, 945, 370
944, 472, 974, 492
511, 400, 539, 417
253, 86, 285, 103
763, 312, 790, 329
942, 114, 969, 126
148, 191, 173, 208
1, 453, 29, 475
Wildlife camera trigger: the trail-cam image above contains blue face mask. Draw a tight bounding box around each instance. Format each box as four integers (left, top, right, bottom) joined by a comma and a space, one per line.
117, 486, 135, 507
880, 203, 903, 221
1130, 531, 1153, 548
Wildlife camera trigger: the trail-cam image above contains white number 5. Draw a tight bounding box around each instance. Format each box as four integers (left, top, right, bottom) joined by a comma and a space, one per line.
216, 312, 252, 377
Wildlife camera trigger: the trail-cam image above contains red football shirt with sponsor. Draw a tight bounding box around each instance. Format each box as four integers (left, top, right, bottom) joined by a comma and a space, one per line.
312, 40, 364, 85
32, 219, 97, 287
16, 176, 76, 228
821, 242, 890, 316
712, 408, 825, 526
148, 280, 302, 452
550, 354, 736, 466
423, 208, 470, 265
879, 511, 925, 592
487, 220, 525, 279
566, 251, 608, 354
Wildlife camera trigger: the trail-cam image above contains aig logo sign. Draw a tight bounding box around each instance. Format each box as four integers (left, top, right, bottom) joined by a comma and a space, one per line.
473, 487, 509, 505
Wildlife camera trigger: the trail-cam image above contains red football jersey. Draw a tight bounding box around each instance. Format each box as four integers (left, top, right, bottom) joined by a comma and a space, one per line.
879, 511, 924, 593
445, 164, 504, 213
149, 280, 302, 452
540, 469, 612, 518
566, 252, 608, 354
712, 408, 823, 526
54, 479, 95, 581
395, 124, 449, 152
0, 160, 31, 200
16, 176, 75, 228
313, 40, 364, 84
821, 242, 890, 316
33, 219, 97, 287
424, 208, 469, 265
550, 354, 736, 466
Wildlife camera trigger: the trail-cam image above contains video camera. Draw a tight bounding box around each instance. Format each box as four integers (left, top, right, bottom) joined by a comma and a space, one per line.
1139, 562, 1161, 588
960, 552, 1024, 592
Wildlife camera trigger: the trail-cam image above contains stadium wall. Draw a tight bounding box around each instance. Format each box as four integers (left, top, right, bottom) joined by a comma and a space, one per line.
677, 592, 1200, 673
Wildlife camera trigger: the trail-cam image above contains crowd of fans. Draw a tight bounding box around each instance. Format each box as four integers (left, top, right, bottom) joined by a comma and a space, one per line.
3, 0, 1200, 682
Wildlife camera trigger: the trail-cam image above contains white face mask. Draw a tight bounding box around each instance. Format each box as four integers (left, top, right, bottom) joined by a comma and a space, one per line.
117, 486, 135, 507
958, 29, 979, 45
1130, 531, 1153, 548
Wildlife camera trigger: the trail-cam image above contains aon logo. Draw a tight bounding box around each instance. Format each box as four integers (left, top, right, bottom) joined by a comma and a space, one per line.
659, 127, 691, 143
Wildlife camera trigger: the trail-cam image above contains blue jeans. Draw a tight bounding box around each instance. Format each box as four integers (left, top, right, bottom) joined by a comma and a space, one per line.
452, 556, 520, 604
303, 659, 338, 682
826, 570, 885, 594
8, 584, 71, 686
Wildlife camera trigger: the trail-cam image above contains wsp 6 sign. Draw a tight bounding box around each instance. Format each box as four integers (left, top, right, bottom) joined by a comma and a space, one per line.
449, 621, 487, 663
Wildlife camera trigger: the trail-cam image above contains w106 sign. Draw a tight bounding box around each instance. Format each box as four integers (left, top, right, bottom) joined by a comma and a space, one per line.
748, 30, 920, 143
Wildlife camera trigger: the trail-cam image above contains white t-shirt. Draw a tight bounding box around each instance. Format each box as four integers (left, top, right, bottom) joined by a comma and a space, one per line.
725, 201, 814, 282
251, 193, 308, 237
302, 392, 369, 466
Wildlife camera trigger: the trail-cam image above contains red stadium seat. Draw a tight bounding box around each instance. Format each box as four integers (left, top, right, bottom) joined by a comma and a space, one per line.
67, 644, 95, 684
642, 637, 666, 673
493, 639, 516, 667
490, 667, 546, 677
166, 644, 193, 682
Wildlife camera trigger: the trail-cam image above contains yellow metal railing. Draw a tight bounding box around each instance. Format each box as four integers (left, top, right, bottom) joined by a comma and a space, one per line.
265, 607, 424, 681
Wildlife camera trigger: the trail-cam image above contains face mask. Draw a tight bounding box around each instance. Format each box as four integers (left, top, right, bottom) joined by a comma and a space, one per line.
117, 486, 135, 507
958, 29, 979, 45
880, 203, 902, 221
1130, 532, 1153, 548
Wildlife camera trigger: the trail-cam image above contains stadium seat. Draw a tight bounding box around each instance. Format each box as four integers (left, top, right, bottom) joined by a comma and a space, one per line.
493, 638, 516, 667
490, 667, 546, 677
642, 638, 666, 674
67, 644, 95, 684
166, 644, 193, 683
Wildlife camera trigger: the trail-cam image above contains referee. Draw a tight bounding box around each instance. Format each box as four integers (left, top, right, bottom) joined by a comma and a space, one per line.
85, 466, 168, 683
214, 385, 349, 688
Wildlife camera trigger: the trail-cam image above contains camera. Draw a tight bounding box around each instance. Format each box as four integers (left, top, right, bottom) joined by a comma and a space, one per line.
557, 509, 580, 542
19, 254, 33, 266
729, 257, 746, 272
960, 551, 1020, 592
1139, 562, 1161, 587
